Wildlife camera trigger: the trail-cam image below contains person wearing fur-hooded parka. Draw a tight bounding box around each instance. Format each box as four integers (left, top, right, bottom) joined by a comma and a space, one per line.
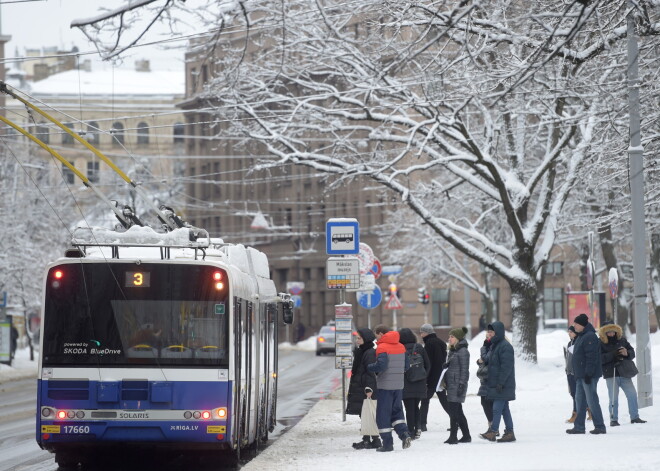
598, 323, 646, 426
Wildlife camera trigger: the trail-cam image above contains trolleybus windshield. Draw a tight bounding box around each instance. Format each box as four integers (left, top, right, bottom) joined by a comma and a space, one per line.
42, 263, 229, 367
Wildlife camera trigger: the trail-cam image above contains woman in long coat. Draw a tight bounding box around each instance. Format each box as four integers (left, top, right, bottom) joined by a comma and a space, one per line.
346, 327, 381, 449
399, 328, 430, 439
443, 326, 470, 444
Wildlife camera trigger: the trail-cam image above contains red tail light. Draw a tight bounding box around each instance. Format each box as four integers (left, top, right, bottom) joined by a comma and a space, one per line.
54, 270, 64, 279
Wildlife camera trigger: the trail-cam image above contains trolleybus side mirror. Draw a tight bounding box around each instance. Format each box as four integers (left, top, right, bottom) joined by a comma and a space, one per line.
279, 293, 294, 324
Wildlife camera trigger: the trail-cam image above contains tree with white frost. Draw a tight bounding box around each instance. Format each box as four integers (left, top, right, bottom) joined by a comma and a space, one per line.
74, 0, 660, 360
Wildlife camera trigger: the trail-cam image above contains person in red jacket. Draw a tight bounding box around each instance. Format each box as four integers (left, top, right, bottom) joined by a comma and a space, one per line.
367, 325, 412, 452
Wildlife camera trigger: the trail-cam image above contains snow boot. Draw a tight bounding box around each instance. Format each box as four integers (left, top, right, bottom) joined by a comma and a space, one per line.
631, 418, 647, 424
366, 436, 382, 449
401, 432, 412, 449
352, 435, 370, 450
566, 411, 577, 423
376, 444, 394, 452
497, 430, 516, 442
610, 420, 620, 427
480, 430, 498, 442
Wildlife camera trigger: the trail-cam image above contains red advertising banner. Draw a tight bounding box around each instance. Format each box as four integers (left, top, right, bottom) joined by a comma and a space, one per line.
567, 292, 606, 329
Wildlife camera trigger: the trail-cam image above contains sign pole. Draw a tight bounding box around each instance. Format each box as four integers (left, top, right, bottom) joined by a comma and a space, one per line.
340, 288, 346, 423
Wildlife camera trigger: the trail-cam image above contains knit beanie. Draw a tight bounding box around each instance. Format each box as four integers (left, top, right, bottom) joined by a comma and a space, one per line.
568, 325, 576, 334
449, 326, 468, 340
420, 323, 435, 334
574, 313, 589, 327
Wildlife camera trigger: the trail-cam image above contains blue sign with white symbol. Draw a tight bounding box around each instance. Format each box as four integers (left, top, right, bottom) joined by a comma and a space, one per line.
356, 285, 382, 310
291, 295, 302, 308
326, 219, 360, 255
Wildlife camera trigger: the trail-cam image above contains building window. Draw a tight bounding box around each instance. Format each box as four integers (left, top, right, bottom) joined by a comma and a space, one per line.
432, 288, 450, 326
87, 161, 100, 183
86, 121, 100, 145
545, 261, 564, 276
173, 122, 185, 144
111, 122, 125, 146
36, 124, 49, 144
62, 123, 74, 145
481, 288, 499, 322
62, 161, 75, 184
137, 122, 149, 146
543, 287, 564, 319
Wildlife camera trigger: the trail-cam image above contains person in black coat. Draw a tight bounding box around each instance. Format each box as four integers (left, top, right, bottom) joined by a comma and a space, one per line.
480, 321, 516, 442
419, 323, 449, 432
476, 331, 493, 434
346, 327, 381, 449
598, 322, 646, 426
564, 326, 578, 423
399, 328, 430, 439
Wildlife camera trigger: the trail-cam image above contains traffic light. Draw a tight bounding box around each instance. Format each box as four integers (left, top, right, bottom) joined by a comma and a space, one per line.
417, 287, 429, 304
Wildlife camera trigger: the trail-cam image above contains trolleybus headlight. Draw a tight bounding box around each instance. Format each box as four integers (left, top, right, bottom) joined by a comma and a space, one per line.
215, 281, 224, 290
184, 411, 192, 419
214, 407, 227, 419
76, 411, 85, 419
202, 411, 211, 420
213, 271, 223, 281
67, 411, 75, 418
193, 411, 201, 419
57, 411, 67, 420
42, 407, 54, 418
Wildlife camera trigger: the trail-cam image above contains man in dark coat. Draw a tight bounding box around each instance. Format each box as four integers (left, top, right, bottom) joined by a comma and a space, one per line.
480, 321, 516, 442
419, 323, 449, 432
566, 313, 606, 435
346, 328, 381, 449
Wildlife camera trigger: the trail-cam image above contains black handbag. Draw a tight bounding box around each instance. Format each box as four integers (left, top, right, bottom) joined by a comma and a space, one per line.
616, 359, 639, 378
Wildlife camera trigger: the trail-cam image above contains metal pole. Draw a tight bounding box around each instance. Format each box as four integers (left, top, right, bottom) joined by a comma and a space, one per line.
626, 0, 652, 408
340, 288, 347, 422
463, 256, 472, 340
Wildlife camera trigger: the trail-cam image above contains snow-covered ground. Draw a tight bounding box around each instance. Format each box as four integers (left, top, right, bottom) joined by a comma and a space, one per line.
244, 330, 660, 471
5, 331, 660, 471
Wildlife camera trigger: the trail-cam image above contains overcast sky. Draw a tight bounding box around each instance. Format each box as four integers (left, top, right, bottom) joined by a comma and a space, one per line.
1, 0, 188, 71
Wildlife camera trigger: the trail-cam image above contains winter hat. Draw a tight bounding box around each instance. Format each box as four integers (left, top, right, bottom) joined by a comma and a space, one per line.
449, 326, 468, 340
574, 313, 589, 327
568, 326, 576, 334
420, 323, 435, 334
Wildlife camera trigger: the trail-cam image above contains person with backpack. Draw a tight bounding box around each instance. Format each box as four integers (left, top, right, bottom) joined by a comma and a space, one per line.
399, 328, 430, 440
419, 323, 449, 432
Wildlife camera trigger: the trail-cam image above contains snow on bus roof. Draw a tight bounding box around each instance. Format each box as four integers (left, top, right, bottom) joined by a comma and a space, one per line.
72, 226, 208, 247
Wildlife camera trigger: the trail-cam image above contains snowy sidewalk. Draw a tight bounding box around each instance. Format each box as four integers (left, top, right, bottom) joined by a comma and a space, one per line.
244, 331, 660, 471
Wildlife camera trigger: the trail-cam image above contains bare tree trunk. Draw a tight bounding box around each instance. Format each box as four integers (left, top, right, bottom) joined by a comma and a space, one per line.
510, 278, 539, 363
598, 224, 630, 327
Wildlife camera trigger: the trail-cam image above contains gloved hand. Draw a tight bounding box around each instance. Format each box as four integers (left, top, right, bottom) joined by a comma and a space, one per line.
496, 384, 503, 393
584, 375, 592, 384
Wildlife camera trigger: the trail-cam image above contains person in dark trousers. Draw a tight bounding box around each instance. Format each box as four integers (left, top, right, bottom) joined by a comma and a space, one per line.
399, 327, 430, 440
480, 321, 516, 443
566, 313, 607, 435
476, 329, 494, 435
10, 325, 18, 361
367, 325, 413, 452
419, 323, 449, 432
346, 328, 382, 449
442, 326, 471, 444
564, 326, 578, 423
598, 322, 646, 426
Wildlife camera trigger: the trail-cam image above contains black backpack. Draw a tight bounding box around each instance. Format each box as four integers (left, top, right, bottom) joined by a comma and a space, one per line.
406, 345, 426, 382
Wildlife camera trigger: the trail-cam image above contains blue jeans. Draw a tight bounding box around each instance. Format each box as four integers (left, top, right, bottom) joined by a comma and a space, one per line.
605, 376, 639, 421
491, 400, 513, 432
574, 377, 606, 431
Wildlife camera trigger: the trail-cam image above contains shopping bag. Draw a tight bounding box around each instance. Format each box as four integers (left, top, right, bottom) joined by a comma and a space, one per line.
360, 398, 379, 436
